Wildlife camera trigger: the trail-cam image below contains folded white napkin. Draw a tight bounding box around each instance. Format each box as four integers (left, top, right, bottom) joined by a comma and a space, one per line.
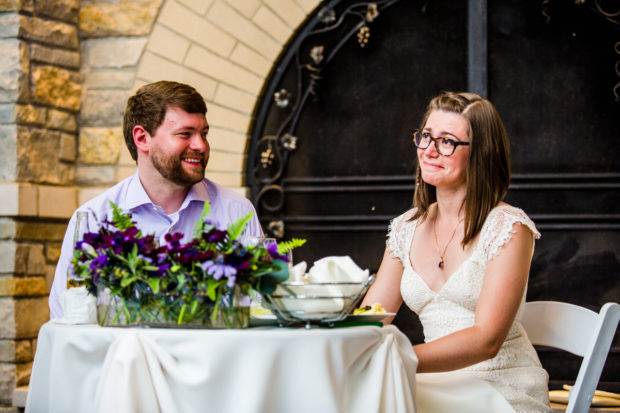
289, 261, 307, 282
305, 256, 369, 283
54, 286, 97, 324
276, 256, 369, 316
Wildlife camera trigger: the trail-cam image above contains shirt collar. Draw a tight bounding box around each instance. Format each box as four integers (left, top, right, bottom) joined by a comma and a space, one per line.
125, 173, 211, 211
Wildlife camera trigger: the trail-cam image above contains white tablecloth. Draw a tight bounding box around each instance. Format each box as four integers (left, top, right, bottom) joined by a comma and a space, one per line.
26, 322, 419, 413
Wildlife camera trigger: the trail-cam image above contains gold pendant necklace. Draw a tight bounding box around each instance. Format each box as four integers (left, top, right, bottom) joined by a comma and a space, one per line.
433, 216, 463, 269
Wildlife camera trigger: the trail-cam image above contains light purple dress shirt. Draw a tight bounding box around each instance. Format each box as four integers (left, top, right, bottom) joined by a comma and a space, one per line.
49, 173, 263, 319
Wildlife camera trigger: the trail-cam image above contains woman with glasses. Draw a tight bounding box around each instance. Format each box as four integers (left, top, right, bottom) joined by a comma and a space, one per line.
362, 92, 550, 412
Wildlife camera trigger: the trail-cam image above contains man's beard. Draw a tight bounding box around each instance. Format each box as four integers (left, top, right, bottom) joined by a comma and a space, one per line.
151, 148, 206, 187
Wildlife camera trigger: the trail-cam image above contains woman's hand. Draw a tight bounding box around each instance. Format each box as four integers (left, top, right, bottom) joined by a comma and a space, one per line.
414, 222, 534, 372
360, 247, 405, 324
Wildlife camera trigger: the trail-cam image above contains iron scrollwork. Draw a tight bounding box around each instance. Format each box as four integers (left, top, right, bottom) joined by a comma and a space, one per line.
249, 0, 400, 238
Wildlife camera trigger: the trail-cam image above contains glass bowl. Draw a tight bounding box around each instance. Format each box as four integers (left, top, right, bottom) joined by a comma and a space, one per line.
262, 276, 375, 327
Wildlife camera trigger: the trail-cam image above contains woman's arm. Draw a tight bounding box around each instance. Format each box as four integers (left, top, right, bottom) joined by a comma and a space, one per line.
414, 222, 534, 372
360, 247, 405, 324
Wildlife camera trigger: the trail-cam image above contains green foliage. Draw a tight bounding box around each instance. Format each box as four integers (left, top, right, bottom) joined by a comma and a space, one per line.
110, 201, 140, 235
277, 238, 307, 254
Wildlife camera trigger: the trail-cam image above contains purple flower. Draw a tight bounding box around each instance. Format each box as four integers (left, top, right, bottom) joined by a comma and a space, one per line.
267, 243, 289, 262
89, 254, 109, 270
205, 229, 227, 243
202, 260, 237, 280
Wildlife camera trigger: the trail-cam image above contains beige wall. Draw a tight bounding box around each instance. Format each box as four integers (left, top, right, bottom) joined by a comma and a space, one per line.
0, 0, 322, 408
80, 0, 321, 203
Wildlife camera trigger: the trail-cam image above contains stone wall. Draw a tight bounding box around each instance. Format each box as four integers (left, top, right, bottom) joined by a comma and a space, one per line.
0, 0, 81, 409
0, 0, 321, 409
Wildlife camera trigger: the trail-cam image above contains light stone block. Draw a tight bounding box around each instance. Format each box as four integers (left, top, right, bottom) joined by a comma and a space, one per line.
206, 150, 245, 172
207, 102, 252, 134
159, 0, 235, 57
37, 186, 76, 219
83, 70, 135, 90
0, 219, 16, 240
294, 0, 320, 13
15, 104, 46, 125
263, 0, 306, 28
229, 42, 271, 77
0, 125, 17, 181
207, 1, 281, 59
76, 165, 116, 185
78, 126, 123, 165
0, 362, 16, 404
0, 340, 15, 362
177, 0, 213, 15
79, 0, 162, 37
0, 298, 16, 339
47, 109, 76, 132
19, 16, 78, 49
0, 13, 20, 38
14, 297, 49, 338
85, 37, 148, 69
214, 84, 256, 115
208, 126, 248, 153
185, 45, 263, 94
253, 6, 293, 43
0, 104, 15, 123
118, 145, 135, 166
136, 52, 217, 100
0, 241, 17, 273
147, 24, 190, 62
0, 183, 37, 217
0, 39, 20, 103
224, 0, 260, 18
116, 165, 137, 182
205, 171, 243, 187
31, 65, 81, 111
13, 385, 28, 409
77, 186, 108, 206
59, 133, 76, 162
31, 44, 80, 68
80, 90, 127, 126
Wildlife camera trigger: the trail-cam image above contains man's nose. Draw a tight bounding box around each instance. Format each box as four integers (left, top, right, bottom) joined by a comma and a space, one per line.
189, 133, 208, 152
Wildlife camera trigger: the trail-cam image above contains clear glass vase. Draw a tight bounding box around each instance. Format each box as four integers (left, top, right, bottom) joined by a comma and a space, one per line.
96, 284, 250, 329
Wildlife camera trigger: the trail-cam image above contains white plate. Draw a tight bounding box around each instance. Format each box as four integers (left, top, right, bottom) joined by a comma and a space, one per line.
249, 312, 396, 327
343, 313, 395, 323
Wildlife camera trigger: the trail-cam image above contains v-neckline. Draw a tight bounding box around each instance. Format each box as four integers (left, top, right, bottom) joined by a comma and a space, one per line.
406, 216, 477, 295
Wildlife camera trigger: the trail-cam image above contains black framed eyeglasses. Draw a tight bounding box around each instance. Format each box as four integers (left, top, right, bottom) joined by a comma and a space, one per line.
412, 129, 470, 156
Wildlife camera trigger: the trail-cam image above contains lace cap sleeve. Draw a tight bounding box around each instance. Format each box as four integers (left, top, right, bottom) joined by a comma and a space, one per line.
479, 205, 541, 262
386, 208, 417, 263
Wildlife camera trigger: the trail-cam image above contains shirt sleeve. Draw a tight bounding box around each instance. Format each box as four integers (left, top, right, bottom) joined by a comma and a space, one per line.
49, 215, 75, 319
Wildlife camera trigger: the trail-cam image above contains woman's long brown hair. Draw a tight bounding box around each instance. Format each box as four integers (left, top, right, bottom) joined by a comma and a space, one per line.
410, 92, 510, 247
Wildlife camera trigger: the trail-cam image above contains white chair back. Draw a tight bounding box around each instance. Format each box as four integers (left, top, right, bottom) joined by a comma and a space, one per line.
522, 301, 620, 413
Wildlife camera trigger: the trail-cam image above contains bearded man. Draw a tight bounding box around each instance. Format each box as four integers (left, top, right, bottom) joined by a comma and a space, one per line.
49, 81, 263, 319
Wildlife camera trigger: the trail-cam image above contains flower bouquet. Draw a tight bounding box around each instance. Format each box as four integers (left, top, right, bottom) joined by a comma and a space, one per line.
71, 201, 305, 328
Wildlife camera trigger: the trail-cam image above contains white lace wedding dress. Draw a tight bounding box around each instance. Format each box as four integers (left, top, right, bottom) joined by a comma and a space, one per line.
387, 205, 551, 413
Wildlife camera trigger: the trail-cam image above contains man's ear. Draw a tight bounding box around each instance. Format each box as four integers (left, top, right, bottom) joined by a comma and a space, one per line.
133, 125, 150, 155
